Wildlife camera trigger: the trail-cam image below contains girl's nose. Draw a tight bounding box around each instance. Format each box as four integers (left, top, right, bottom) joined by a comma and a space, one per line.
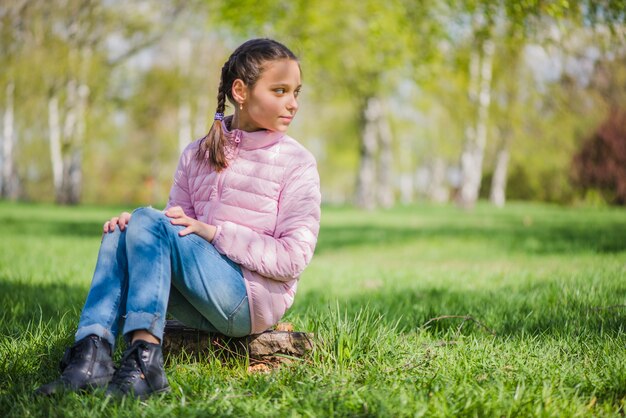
287, 95, 298, 113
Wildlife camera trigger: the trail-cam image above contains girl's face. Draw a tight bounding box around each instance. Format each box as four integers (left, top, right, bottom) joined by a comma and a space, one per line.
235, 59, 301, 133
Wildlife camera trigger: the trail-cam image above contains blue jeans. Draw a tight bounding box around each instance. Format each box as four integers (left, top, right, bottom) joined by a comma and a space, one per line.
75, 207, 251, 348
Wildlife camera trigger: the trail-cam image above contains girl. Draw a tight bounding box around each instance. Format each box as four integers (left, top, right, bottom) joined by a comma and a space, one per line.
36, 38, 321, 399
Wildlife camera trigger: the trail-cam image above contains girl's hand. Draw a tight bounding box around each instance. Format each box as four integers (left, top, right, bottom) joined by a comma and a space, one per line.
103, 211, 132, 233
165, 206, 217, 242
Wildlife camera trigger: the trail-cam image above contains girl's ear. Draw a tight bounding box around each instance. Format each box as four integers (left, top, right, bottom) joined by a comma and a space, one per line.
231, 79, 248, 106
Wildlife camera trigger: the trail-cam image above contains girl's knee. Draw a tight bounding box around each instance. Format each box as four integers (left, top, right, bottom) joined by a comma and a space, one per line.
125, 207, 165, 239
130, 207, 164, 226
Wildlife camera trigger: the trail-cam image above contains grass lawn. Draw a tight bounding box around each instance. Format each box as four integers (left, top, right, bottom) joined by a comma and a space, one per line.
1, 200, 626, 417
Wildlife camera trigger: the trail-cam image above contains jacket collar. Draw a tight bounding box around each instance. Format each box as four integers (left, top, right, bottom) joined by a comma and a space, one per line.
222, 115, 284, 150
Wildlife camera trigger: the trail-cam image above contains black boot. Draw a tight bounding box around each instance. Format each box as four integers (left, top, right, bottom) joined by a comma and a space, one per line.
106, 340, 170, 399
35, 335, 115, 396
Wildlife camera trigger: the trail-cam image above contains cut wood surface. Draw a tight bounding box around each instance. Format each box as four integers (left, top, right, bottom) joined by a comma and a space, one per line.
163, 319, 314, 362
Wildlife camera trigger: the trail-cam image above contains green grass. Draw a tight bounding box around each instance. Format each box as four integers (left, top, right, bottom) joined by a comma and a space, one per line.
1, 200, 626, 417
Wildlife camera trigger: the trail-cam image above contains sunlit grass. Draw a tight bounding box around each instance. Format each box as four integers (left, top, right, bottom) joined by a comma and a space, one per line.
1, 201, 625, 416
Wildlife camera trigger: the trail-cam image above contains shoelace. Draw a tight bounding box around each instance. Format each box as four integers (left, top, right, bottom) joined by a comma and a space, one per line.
112, 343, 148, 390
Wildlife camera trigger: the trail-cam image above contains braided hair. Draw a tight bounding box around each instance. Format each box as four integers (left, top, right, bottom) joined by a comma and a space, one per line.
198, 38, 298, 170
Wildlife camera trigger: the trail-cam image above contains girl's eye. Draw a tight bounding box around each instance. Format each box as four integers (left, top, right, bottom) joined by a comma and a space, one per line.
275, 88, 285, 94
294, 89, 301, 97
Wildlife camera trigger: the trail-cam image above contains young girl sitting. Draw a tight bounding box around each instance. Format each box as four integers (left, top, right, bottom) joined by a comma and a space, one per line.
36, 38, 321, 399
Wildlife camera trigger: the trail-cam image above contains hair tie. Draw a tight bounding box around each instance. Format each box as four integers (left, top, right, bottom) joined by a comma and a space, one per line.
214, 112, 225, 121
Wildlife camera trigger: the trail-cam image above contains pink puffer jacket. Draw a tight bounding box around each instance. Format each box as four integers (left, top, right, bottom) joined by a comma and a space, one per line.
165, 118, 321, 334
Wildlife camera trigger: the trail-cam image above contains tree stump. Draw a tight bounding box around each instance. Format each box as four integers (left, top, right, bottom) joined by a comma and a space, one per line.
162, 320, 314, 370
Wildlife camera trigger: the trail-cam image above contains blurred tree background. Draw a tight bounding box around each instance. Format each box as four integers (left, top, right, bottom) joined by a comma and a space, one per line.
0, 0, 624, 208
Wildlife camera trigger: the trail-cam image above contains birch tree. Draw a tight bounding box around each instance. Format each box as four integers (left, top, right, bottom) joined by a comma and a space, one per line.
356, 98, 382, 209
1, 83, 17, 200
0, 3, 27, 200
29, 0, 184, 204
456, 0, 625, 208
489, 30, 524, 207
457, 6, 495, 209
21, 0, 117, 204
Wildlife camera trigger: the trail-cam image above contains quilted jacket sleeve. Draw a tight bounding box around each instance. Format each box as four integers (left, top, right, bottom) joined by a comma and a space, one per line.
211, 158, 321, 281
164, 144, 197, 219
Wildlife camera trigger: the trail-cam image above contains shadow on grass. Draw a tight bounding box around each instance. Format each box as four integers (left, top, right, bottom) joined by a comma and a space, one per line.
5, 267, 625, 341
316, 220, 626, 255
2, 204, 624, 253
0, 279, 86, 334
294, 279, 626, 339
1, 218, 103, 238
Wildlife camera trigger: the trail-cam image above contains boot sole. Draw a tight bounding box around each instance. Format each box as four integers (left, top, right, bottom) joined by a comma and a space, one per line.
106, 385, 171, 401
34, 375, 114, 397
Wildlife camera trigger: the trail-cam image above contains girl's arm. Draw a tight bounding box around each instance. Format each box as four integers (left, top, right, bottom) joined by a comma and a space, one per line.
212, 160, 321, 282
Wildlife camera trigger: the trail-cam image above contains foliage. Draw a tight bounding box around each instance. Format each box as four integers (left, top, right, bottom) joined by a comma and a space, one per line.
1, 202, 626, 416
1, 1, 626, 205
210, 0, 438, 101
572, 109, 626, 205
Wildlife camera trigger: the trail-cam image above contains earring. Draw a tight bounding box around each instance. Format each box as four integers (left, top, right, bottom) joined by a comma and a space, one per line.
239, 103, 243, 110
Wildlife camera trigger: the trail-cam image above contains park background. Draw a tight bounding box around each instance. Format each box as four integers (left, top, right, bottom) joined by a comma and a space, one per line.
2, 1, 626, 417
1, 0, 625, 209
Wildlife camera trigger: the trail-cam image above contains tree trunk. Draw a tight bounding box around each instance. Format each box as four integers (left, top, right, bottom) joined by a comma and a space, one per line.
489, 37, 522, 208
48, 94, 63, 200
490, 135, 510, 208
377, 100, 394, 208
459, 37, 495, 209
356, 97, 379, 210
59, 79, 79, 204
399, 173, 413, 204
2, 82, 18, 200
64, 46, 93, 205
162, 319, 314, 369
428, 158, 449, 203
459, 45, 480, 208
48, 78, 89, 205
66, 83, 89, 205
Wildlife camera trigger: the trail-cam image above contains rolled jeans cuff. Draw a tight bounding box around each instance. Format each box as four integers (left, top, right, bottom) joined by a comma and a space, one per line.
123, 311, 165, 343
75, 324, 117, 349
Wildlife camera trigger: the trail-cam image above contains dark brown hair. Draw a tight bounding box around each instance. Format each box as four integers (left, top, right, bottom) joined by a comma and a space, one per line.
197, 38, 298, 170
